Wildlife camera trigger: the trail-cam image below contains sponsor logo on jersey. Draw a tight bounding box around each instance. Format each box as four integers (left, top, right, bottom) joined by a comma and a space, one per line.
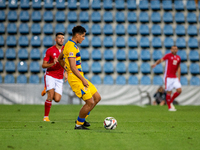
53, 53, 56, 56
69, 52, 74, 56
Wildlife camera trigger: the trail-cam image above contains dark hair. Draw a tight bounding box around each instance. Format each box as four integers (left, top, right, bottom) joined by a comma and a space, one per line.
72, 25, 86, 36
56, 32, 64, 37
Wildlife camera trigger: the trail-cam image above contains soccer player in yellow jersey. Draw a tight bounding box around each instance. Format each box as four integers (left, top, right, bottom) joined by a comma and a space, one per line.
58, 25, 101, 130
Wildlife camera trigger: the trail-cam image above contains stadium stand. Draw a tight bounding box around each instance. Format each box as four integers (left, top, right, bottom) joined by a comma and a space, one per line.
104, 62, 114, 73
17, 61, 28, 73
91, 0, 101, 10
56, 0, 65, 10
140, 75, 151, 85
115, 0, 125, 10
81, 61, 89, 73
0, 48, 4, 59
44, 0, 53, 9
116, 75, 126, 85
91, 75, 101, 85
116, 62, 126, 74
6, 48, 16, 60
68, 0, 77, 10
127, 12, 137, 22
4, 74, 15, 84
91, 49, 101, 60
91, 62, 102, 73
17, 74, 27, 84
104, 49, 114, 61
18, 49, 28, 60
5, 61, 16, 73
128, 50, 138, 61
141, 50, 150, 61
190, 76, 200, 86
174, 0, 184, 11
189, 50, 199, 61
128, 75, 139, 85
91, 24, 101, 35
116, 49, 126, 61
128, 62, 138, 74
141, 62, 151, 74
151, 0, 160, 10
29, 75, 40, 84
103, 75, 114, 85
0, 61, 3, 72
153, 64, 163, 74
153, 76, 163, 85
180, 76, 188, 86
162, 0, 172, 10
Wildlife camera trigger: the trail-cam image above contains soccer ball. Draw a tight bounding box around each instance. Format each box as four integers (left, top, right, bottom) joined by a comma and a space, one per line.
103, 117, 117, 130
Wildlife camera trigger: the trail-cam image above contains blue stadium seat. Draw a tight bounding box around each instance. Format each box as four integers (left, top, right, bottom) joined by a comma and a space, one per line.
17, 75, 27, 83
55, 24, 65, 33
189, 50, 199, 61
127, 0, 136, 10
104, 49, 114, 60
103, 24, 113, 35
140, 37, 150, 48
180, 76, 188, 85
91, 24, 101, 35
128, 62, 138, 74
139, 0, 148, 10
43, 36, 53, 47
199, 1, 200, 10
31, 23, 41, 34
190, 76, 200, 86
55, 11, 65, 22
188, 38, 198, 49
91, 62, 102, 73
116, 49, 126, 61
31, 36, 41, 47
141, 50, 150, 61
140, 75, 151, 85
104, 62, 114, 73
7, 23, 17, 34
43, 23, 53, 34
79, 11, 89, 22
30, 49, 40, 60
0, 0, 6, 9
6, 36, 17, 47
128, 75, 138, 85
187, 25, 197, 36
18, 36, 29, 47
30, 61, 40, 73
163, 25, 173, 36
153, 76, 163, 85
151, 0, 160, 10
127, 12, 137, 22
152, 37, 162, 48
141, 62, 151, 74
177, 50, 187, 61
81, 24, 89, 35
152, 50, 162, 61
162, 0, 172, 10
67, 24, 76, 35
103, 37, 113, 47
91, 75, 101, 84
0, 23, 5, 34
151, 12, 161, 23
6, 48, 16, 60
187, 12, 197, 23
91, 36, 101, 47
80, 37, 89, 47
56, 0, 65, 9
18, 48, 28, 60
80, 0, 89, 10
163, 12, 173, 23
80, 49, 89, 60
44, 0, 53, 9
186, 0, 196, 11
91, 11, 101, 22
5, 61, 15, 72
67, 11, 77, 22
42, 49, 47, 58
115, 24, 125, 35
174, 0, 184, 11
8, 10, 17, 21
127, 24, 137, 35
176, 38, 186, 48
91, 0, 101, 10
103, 75, 114, 85
0, 36, 4, 46
116, 0, 125, 10
128, 49, 138, 61
32, 11, 41, 22
0, 61, 3, 72
17, 61, 28, 73
190, 63, 200, 74
68, 0, 77, 10
139, 12, 149, 23
116, 75, 126, 85
8, 0, 18, 9
19, 23, 29, 34
20, 11, 29, 22
20, 0, 30, 9
175, 12, 185, 23
151, 25, 161, 35
116, 37, 125, 48
91, 49, 101, 60
164, 37, 174, 48
29, 75, 40, 84
0, 11, 5, 21
4, 74, 15, 83
43, 11, 53, 22
176, 25, 185, 36
32, 0, 41, 9
199, 14, 200, 22
103, 0, 112, 10
165, 50, 171, 55
140, 24, 149, 35
81, 61, 89, 73
180, 63, 188, 74
103, 11, 113, 22
116, 12, 125, 23
0, 48, 4, 59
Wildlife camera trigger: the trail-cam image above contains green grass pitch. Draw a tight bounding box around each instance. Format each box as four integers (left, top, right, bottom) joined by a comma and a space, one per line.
0, 105, 200, 150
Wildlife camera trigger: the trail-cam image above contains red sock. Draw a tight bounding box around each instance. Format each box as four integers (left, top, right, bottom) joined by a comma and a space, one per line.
166, 94, 171, 109
44, 100, 52, 117
170, 92, 180, 104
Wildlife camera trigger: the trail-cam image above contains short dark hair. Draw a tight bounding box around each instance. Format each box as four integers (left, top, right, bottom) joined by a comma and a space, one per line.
56, 32, 64, 37
72, 25, 86, 36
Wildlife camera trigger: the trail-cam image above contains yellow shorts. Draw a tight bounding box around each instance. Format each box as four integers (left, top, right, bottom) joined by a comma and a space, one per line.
68, 72, 97, 101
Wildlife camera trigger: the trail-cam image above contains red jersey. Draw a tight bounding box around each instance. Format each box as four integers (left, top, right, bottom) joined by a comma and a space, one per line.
43, 45, 64, 79
163, 53, 181, 78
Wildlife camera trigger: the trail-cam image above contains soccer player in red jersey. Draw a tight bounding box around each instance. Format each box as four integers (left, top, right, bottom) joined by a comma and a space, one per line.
42, 32, 68, 121
152, 46, 182, 111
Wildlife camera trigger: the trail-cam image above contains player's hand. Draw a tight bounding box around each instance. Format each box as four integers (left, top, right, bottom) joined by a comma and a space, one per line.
82, 78, 89, 88
64, 73, 68, 82
152, 64, 156, 68
54, 57, 58, 64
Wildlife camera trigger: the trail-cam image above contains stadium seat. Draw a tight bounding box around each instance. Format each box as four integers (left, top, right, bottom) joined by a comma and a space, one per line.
18, 48, 28, 60
127, 0, 136, 10
199, 15, 200, 22
186, 0, 196, 11
55, 11, 65, 22
116, 49, 126, 61
151, 12, 161, 23
104, 49, 114, 60
91, 11, 101, 22
153, 64, 163, 74
8, 10, 17, 21
187, 13, 197, 23
17, 61, 28, 73
116, 75, 126, 85
128, 75, 138, 85
187, 25, 197, 36
115, 0, 125, 10
29, 75, 40, 84
0, 48, 4, 59
128, 62, 138, 74
103, 0, 112, 10
31, 23, 41, 34
174, 0, 184, 11
43, 23, 53, 34
4, 74, 15, 83
91, 62, 102, 73
115, 24, 125, 35
79, 11, 89, 22
19, 23, 29, 34
139, 0, 148, 10
43, 49, 47, 58
104, 62, 114, 73
0, 61, 3, 72
6, 48, 16, 60
44, 0, 53, 9
91, 49, 101, 60
140, 37, 150, 48
31, 36, 41, 47
5, 61, 15, 72
180, 76, 188, 85
30, 61, 40, 73
43, 11, 53, 22
80, 49, 89, 60
0, 36, 4, 46
152, 50, 162, 61
91, 0, 101, 10
0, 23, 5, 34
7, 23, 17, 34
164, 37, 174, 48
103, 11, 113, 22
56, 0, 65, 9
55, 24, 65, 34
17, 75, 27, 83
162, 0, 172, 10
31, 11, 41, 22
127, 24, 137, 35
8, 0, 18, 9
67, 24, 76, 35
188, 38, 198, 49
67, 11, 77, 22
80, 37, 89, 47
141, 62, 151, 74
116, 12, 125, 23
20, 11, 29, 22
30, 49, 40, 60
127, 12, 137, 22
153, 76, 163, 85
32, 0, 41, 9
140, 76, 151, 85
152, 37, 162, 48
91, 24, 101, 35
103, 24, 113, 35
165, 50, 171, 55
18, 36, 29, 47
175, 12, 185, 23
81, 24, 89, 35
103, 75, 114, 85
151, 25, 161, 35
176, 38, 186, 48
177, 50, 187, 61
163, 25, 173, 36
116, 62, 126, 74
80, 0, 89, 10
20, 0, 30, 9
103, 37, 113, 48
0, 0, 6, 9
190, 76, 200, 86
91, 36, 101, 47
91, 75, 101, 84
140, 24, 149, 35
180, 63, 188, 74
81, 62, 89, 73
68, 0, 77, 10
6, 36, 17, 47
0, 11, 5, 21
43, 36, 53, 47
199, 1, 200, 10
116, 37, 125, 48
151, 0, 160, 10
190, 63, 200, 74
189, 50, 199, 61
139, 12, 149, 23
175, 25, 185, 36
128, 49, 138, 61
163, 12, 173, 23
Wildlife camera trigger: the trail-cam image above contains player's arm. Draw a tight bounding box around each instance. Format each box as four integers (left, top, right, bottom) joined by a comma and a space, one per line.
177, 64, 181, 81
58, 50, 65, 69
42, 58, 58, 68
152, 58, 164, 68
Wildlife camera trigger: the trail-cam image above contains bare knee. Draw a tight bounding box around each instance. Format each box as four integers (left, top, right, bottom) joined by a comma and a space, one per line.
54, 98, 61, 103
86, 99, 94, 108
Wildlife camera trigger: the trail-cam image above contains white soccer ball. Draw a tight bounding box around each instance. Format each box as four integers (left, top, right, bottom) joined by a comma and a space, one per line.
103, 117, 117, 130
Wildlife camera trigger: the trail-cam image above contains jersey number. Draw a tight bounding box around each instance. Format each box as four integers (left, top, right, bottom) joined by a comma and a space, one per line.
173, 60, 177, 65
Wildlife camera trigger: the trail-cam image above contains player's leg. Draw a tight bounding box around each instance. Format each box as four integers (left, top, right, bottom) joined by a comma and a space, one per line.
165, 78, 173, 109
41, 75, 47, 96
159, 100, 165, 106
170, 79, 182, 104
53, 78, 63, 102
90, 91, 101, 111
